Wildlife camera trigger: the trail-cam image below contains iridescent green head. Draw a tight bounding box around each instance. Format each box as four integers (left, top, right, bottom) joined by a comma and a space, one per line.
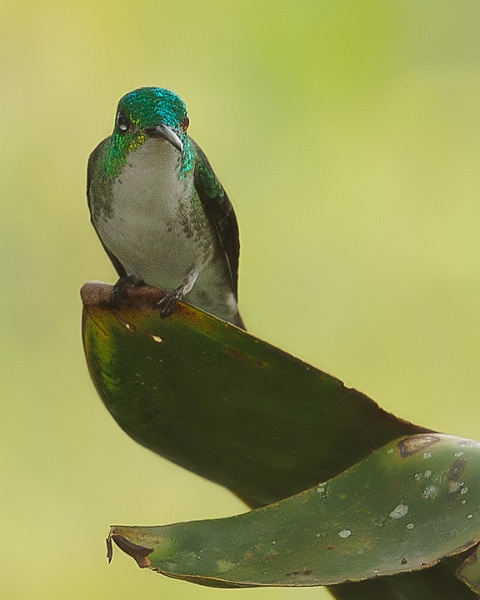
112, 87, 190, 155
101, 87, 193, 181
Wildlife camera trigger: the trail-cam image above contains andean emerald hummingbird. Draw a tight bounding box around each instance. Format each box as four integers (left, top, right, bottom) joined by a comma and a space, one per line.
87, 87, 244, 328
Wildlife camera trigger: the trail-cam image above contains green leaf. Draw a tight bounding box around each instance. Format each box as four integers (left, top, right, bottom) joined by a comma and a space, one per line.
82, 283, 480, 597
107, 434, 480, 588
457, 544, 480, 594
81, 282, 426, 508
323, 552, 477, 600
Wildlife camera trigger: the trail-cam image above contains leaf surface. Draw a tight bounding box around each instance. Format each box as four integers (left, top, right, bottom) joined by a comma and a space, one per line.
108, 434, 480, 588
82, 283, 480, 596
81, 282, 425, 507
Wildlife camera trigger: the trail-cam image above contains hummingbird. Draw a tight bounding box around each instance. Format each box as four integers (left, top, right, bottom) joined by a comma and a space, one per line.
87, 87, 244, 328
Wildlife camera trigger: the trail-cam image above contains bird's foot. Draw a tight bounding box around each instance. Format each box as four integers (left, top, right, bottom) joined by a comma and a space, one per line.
156, 285, 185, 318
155, 267, 199, 318
110, 275, 144, 308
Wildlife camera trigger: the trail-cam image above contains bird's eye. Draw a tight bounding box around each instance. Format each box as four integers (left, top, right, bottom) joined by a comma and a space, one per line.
182, 114, 190, 132
116, 112, 130, 133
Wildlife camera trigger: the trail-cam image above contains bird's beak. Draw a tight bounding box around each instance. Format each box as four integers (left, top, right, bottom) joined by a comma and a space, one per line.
144, 123, 183, 152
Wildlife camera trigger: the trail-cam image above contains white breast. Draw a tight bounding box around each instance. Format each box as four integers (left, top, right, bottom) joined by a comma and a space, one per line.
96, 138, 204, 291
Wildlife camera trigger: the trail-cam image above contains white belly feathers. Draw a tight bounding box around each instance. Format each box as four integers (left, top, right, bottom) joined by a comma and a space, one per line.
96, 139, 205, 291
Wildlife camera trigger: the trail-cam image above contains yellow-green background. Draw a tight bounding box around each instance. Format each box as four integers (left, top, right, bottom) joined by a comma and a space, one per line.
1, 1, 479, 599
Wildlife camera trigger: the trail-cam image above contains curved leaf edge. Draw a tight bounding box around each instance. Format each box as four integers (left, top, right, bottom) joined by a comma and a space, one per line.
106, 434, 480, 590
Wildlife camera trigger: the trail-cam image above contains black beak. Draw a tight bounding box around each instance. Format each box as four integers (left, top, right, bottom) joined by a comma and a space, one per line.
144, 123, 183, 153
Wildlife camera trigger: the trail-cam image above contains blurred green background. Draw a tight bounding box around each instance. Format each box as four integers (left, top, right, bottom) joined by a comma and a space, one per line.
1, 1, 479, 599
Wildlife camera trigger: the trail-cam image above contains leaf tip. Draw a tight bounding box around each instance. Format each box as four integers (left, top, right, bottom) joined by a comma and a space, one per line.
106, 533, 113, 564
107, 527, 153, 569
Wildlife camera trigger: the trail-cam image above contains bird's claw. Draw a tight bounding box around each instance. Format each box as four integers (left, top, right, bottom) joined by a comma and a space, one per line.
110, 275, 143, 308
156, 287, 184, 318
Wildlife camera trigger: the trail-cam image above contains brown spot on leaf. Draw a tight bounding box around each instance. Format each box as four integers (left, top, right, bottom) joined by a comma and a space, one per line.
225, 346, 268, 369
398, 435, 441, 457
263, 554, 277, 562
447, 458, 467, 481
304, 569, 313, 575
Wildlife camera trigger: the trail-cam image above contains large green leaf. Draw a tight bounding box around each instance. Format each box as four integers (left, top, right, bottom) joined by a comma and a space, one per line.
81, 282, 425, 508
107, 434, 480, 589
81, 282, 480, 597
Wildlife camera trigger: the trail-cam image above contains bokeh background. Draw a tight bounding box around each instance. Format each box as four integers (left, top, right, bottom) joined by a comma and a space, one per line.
1, 1, 479, 599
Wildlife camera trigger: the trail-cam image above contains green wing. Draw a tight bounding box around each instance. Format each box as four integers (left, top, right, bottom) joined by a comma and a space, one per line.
86, 138, 128, 279
192, 139, 241, 295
